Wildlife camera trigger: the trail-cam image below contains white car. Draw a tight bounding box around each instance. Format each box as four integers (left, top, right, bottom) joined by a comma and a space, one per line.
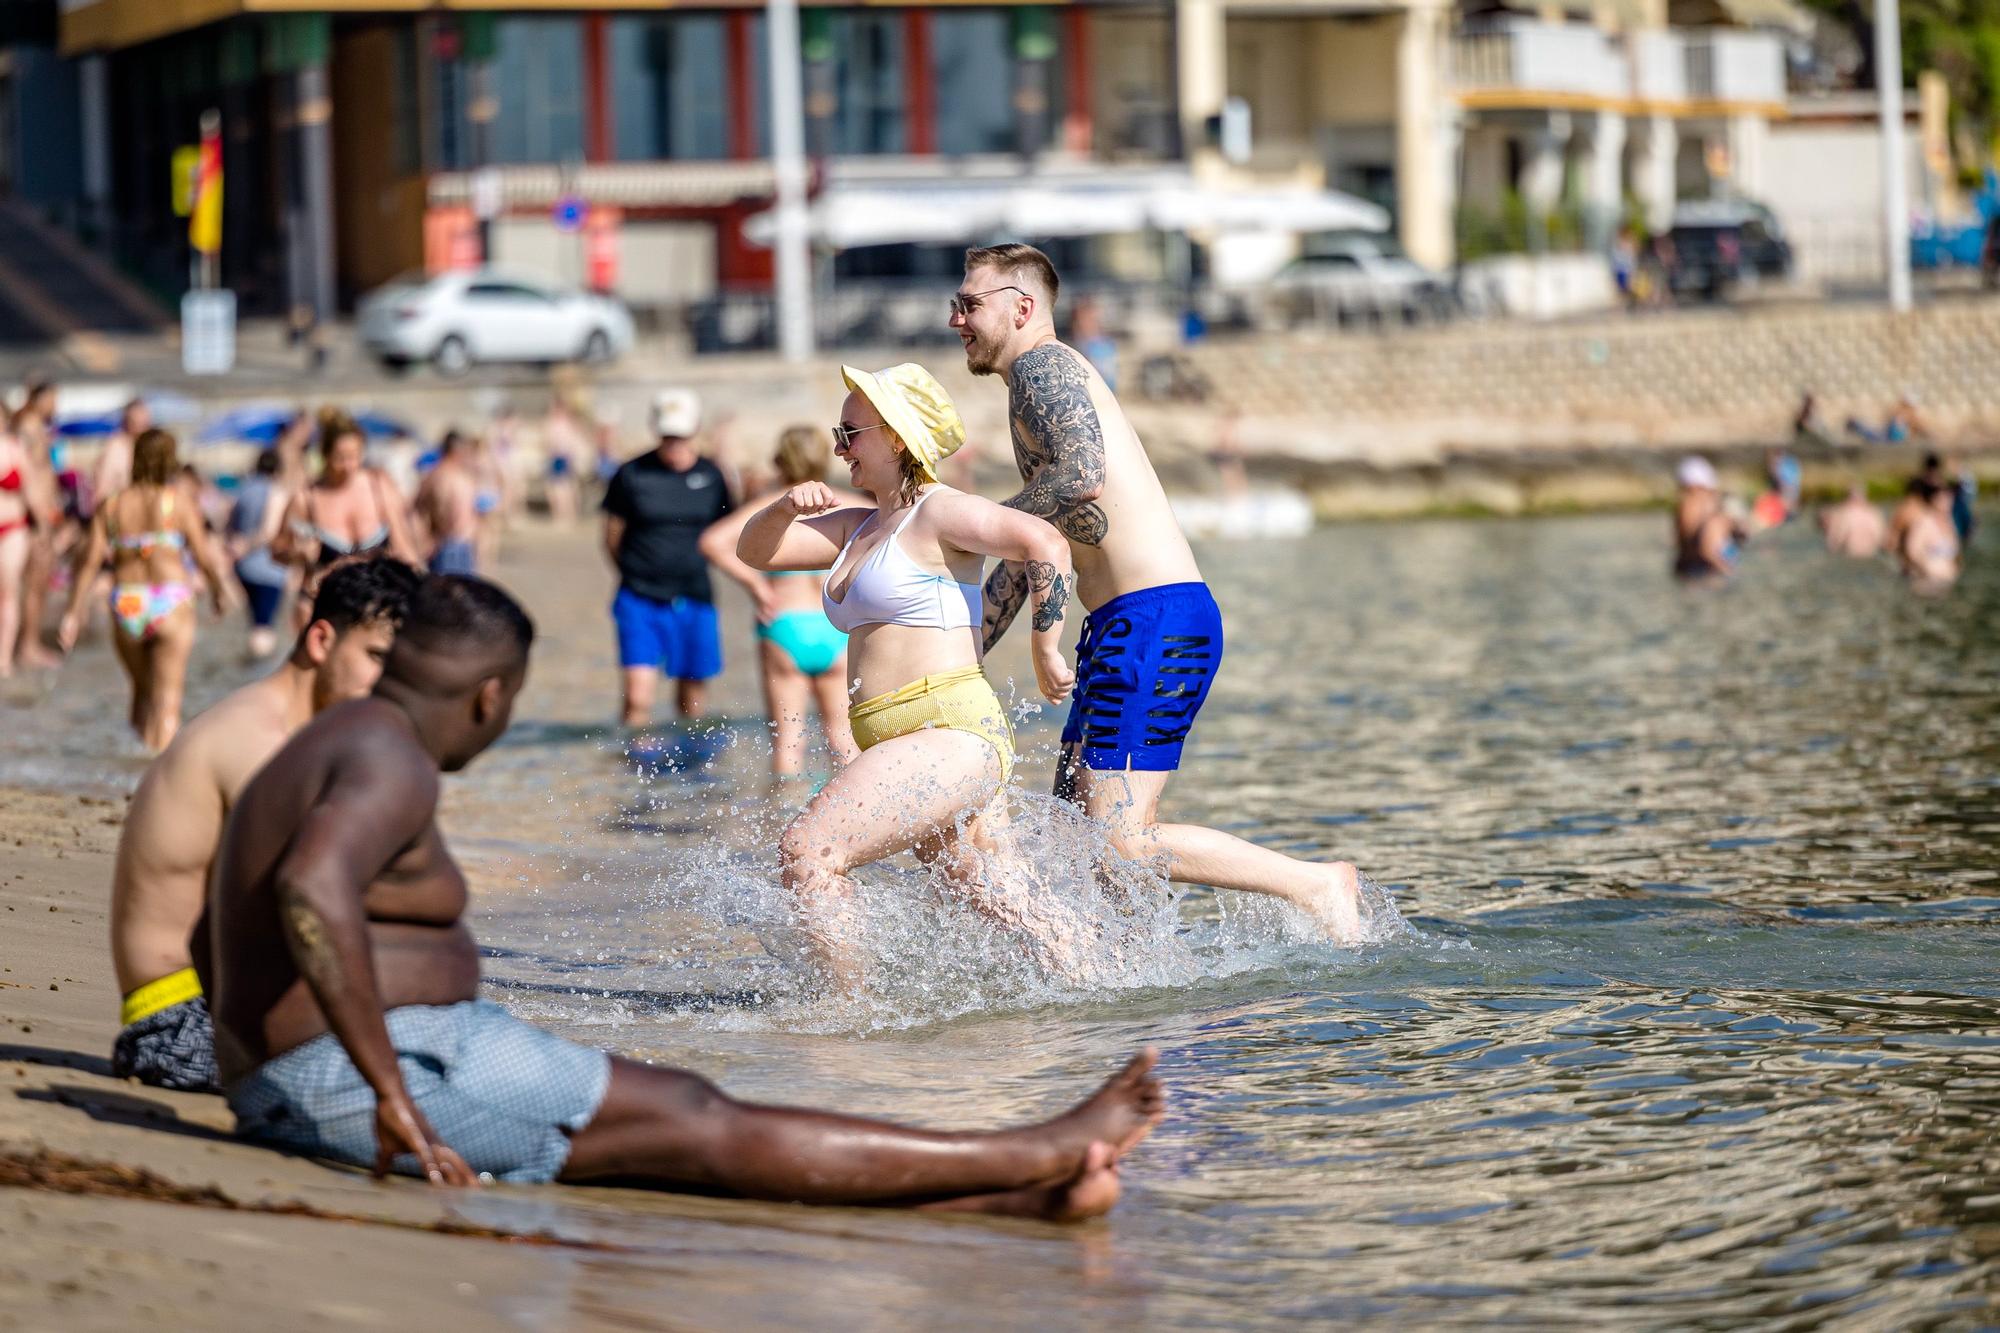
358, 271, 635, 376
1268, 234, 1454, 326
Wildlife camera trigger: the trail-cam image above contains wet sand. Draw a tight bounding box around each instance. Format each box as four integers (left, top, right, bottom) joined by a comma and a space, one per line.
0, 787, 1144, 1331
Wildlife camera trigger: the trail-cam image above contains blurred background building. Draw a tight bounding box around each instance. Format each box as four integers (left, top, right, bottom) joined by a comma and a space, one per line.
0, 0, 1979, 352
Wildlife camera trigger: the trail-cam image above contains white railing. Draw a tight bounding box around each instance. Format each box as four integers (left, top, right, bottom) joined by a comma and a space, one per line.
1455, 23, 1786, 108
1453, 22, 1630, 100
1683, 30, 1785, 104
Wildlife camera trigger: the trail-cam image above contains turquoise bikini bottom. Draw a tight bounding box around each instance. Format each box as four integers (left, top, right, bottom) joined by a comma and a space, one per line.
757, 610, 847, 677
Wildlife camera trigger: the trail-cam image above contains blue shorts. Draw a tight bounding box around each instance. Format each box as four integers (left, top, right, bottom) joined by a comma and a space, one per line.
227, 1000, 612, 1184
236, 572, 286, 629
613, 588, 722, 679
1061, 581, 1224, 772
431, 537, 477, 576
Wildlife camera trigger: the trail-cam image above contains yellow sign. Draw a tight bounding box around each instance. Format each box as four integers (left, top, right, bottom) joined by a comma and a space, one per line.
171, 145, 198, 217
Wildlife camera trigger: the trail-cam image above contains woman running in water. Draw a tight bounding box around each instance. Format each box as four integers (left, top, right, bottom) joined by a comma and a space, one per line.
57, 429, 235, 750
702, 426, 867, 779
737, 364, 1075, 988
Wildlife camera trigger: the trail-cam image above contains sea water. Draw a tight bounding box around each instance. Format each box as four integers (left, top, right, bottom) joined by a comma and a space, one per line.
8, 512, 1998, 1327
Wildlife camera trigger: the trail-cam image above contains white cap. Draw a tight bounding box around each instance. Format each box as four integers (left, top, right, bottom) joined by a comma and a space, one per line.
1676, 456, 1719, 490
650, 388, 701, 440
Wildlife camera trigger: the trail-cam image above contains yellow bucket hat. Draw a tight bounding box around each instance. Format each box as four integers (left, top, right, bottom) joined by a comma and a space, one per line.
840, 362, 967, 482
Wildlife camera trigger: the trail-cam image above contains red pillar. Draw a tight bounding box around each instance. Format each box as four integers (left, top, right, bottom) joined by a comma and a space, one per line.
1062, 7, 1092, 155
905, 9, 935, 156
727, 11, 757, 160
584, 12, 613, 161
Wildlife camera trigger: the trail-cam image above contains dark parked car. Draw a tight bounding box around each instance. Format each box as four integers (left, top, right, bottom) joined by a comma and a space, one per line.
1662, 200, 1793, 301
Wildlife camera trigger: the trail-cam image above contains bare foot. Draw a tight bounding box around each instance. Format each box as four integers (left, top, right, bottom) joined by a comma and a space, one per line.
17, 643, 57, 671
1051, 1049, 1164, 1160
924, 1141, 1122, 1222
1298, 861, 1364, 944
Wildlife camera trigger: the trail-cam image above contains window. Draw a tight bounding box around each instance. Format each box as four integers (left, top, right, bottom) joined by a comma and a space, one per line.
830, 12, 904, 155
610, 15, 730, 161
932, 13, 1012, 156
493, 17, 584, 165
467, 281, 551, 302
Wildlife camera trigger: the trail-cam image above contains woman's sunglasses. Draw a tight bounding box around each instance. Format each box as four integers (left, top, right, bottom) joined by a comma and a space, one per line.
831, 422, 888, 454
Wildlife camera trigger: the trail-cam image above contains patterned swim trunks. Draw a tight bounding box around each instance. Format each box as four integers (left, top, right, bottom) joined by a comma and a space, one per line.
112, 969, 220, 1093
227, 1000, 612, 1184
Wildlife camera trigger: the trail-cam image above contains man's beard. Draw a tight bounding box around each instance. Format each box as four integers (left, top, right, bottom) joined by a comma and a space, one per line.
963, 329, 1002, 376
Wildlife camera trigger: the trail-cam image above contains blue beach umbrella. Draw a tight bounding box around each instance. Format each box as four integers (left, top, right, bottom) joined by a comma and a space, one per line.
197, 404, 419, 447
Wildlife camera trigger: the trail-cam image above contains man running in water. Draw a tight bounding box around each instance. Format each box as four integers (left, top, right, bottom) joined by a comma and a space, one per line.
112, 558, 420, 1090
954, 244, 1364, 939
203, 574, 1160, 1216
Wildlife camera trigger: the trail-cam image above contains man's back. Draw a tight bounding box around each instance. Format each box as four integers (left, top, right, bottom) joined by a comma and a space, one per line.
112, 675, 296, 994
1009, 340, 1199, 609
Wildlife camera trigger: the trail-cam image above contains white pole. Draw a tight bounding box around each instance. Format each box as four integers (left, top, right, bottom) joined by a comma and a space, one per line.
766, 0, 815, 361
1875, 0, 1911, 312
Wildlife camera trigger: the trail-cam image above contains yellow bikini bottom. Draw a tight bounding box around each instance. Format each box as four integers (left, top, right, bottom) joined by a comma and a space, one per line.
120, 965, 203, 1026
848, 664, 1014, 784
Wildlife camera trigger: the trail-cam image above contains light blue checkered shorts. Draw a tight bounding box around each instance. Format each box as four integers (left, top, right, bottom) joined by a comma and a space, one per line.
227, 1000, 612, 1184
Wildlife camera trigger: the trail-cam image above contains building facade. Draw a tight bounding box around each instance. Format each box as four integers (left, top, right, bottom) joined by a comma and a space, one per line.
38, 0, 1797, 322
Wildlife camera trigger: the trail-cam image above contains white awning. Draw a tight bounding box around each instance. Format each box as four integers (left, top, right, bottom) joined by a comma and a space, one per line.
741, 176, 1389, 249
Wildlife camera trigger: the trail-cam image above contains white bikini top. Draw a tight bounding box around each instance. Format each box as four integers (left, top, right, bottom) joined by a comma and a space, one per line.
822, 489, 982, 635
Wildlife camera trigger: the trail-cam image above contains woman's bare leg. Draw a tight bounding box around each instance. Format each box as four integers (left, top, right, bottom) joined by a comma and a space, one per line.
811, 652, 859, 766
759, 639, 811, 777
16, 532, 56, 668
141, 604, 197, 752
561, 1049, 1163, 1217
109, 622, 149, 740
0, 527, 26, 676
777, 728, 1000, 987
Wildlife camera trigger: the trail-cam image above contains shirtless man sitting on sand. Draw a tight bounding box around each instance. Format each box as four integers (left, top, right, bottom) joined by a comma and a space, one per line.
954, 244, 1366, 939
202, 574, 1162, 1217
111, 558, 420, 1091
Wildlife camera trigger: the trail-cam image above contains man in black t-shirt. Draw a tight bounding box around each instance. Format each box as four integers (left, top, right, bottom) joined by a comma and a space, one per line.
602, 389, 735, 724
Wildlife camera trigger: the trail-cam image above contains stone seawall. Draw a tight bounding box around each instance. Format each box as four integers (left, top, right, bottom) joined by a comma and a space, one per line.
1121, 297, 2000, 517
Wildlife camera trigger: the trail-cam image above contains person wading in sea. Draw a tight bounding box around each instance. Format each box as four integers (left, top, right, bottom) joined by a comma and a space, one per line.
952, 243, 1367, 940
202, 573, 1161, 1217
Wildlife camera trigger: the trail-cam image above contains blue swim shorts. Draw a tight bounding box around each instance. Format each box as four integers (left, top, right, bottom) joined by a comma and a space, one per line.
1061, 581, 1225, 773
431, 537, 478, 576
612, 587, 723, 679
227, 1000, 612, 1184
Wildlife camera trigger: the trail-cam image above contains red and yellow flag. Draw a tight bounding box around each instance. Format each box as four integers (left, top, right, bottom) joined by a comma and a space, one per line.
189, 119, 223, 257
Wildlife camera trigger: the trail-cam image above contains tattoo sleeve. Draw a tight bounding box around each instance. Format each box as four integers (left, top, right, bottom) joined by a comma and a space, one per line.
1026, 559, 1070, 633
1004, 345, 1110, 547
982, 560, 1028, 652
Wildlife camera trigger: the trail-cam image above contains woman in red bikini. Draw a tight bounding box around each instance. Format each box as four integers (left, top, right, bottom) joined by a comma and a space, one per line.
0, 425, 49, 677
57, 429, 235, 750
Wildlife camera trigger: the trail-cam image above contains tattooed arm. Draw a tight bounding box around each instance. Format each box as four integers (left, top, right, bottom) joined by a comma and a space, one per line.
984, 344, 1108, 649
929, 492, 1074, 703
268, 733, 471, 1183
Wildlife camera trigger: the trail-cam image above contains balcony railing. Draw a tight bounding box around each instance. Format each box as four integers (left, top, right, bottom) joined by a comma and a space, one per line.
1454, 22, 1786, 109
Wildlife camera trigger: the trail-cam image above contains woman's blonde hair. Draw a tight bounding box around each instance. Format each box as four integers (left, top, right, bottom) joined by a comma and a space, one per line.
774, 425, 830, 486
131, 429, 179, 487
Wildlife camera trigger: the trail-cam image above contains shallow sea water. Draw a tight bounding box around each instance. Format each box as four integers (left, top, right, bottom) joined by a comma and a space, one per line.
9, 512, 1999, 1328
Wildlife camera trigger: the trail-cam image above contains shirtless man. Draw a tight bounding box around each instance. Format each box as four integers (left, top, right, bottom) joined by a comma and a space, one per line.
204, 574, 1161, 1216
111, 558, 420, 1091
92, 397, 151, 510
1672, 456, 1739, 580
954, 244, 1364, 939
415, 431, 481, 576
1819, 484, 1886, 558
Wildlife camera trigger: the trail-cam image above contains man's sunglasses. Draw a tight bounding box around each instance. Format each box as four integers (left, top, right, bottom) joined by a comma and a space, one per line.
949, 285, 1028, 319
831, 422, 888, 453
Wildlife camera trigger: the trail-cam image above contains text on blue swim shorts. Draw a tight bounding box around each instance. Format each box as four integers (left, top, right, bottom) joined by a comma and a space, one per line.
1060, 581, 1224, 772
